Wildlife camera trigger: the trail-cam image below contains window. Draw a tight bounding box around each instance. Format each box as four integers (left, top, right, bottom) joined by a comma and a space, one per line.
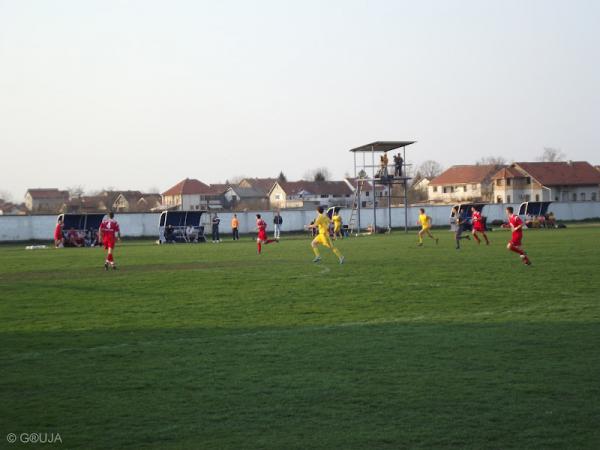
526, 177, 531, 185
535, 194, 540, 201
433, 186, 438, 193
507, 195, 511, 203
496, 179, 503, 186
366, 191, 370, 197
506, 178, 512, 186
443, 187, 448, 194
524, 195, 530, 201
471, 184, 477, 191
572, 193, 577, 202
274, 194, 281, 200
462, 185, 467, 192
320, 194, 328, 198
581, 193, 586, 201
593, 192, 598, 201
450, 186, 455, 193
496, 196, 503, 203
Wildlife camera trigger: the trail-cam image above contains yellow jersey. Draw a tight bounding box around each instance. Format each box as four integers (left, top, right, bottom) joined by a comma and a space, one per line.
314, 213, 331, 235
419, 213, 430, 228
332, 214, 342, 228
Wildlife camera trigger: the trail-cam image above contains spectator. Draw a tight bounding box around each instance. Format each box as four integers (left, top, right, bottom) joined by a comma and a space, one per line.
547, 211, 556, 228
165, 224, 175, 243
67, 227, 84, 247
212, 213, 221, 243
54, 217, 64, 248
273, 212, 283, 239
231, 214, 240, 241
186, 225, 197, 242
394, 153, 403, 177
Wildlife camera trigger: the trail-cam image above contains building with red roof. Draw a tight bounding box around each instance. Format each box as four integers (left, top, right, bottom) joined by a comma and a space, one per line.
491, 161, 600, 203
428, 165, 502, 203
161, 178, 227, 211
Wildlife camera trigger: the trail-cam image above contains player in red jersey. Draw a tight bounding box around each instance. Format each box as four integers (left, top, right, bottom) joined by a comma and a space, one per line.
99, 212, 121, 270
471, 206, 489, 245
54, 217, 64, 248
506, 206, 531, 266
256, 214, 278, 254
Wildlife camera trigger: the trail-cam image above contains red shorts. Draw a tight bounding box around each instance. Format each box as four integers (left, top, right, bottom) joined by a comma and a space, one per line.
54, 232, 62, 241
258, 230, 267, 241
510, 233, 522, 247
103, 236, 116, 249
473, 222, 485, 232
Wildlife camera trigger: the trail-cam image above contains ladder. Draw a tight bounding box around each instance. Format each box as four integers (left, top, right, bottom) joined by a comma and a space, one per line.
348, 178, 368, 236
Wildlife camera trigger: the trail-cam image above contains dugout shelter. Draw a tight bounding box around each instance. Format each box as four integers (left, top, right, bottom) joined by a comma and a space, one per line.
57, 213, 105, 246
158, 210, 207, 244
518, 201, 552, 217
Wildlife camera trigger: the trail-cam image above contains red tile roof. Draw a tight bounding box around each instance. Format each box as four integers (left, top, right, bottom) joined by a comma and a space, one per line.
491, 166, 523, 180
514, 161, 600, 186
430, 165, 502, 186
162, 178, 213, 196
277, 181, 353, 196
239, 178, 277, 195
26, 188, 69, 199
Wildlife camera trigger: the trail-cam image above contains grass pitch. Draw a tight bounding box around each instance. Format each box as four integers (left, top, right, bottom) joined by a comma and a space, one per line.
1, 227, 599, 449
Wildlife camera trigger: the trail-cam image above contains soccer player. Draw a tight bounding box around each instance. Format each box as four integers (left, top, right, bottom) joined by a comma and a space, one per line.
256, 214, 277, 254
471, 206, 489, 245
417, 208, 438, 246
308, 206, 344, 264
332, 211, 343, 240
99, 212, 121, 270
506, 206, 531, 266
54, 217, 64, 248
451, 206, 470, 249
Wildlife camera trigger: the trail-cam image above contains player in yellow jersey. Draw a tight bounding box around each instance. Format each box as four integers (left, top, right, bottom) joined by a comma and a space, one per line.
308, 206, 345, 264
332, 211, 343, 240
417, 208, 438, 246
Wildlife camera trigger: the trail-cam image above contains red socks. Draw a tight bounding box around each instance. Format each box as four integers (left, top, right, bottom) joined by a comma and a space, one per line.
257, 243, 262, 254
509, 244, 524, 256
107, 253, 114, 262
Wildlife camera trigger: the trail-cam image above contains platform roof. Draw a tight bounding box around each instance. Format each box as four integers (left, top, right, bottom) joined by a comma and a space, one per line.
349, 141, 416, 153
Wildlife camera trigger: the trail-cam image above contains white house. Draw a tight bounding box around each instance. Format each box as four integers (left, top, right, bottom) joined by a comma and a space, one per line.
269, 181, 354, 209
162, 178, 226, 211
428, 165, 501, 203
491, 161, 600, 203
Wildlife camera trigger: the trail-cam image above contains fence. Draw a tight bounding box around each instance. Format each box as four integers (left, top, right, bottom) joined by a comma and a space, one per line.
1, 202, 599, 242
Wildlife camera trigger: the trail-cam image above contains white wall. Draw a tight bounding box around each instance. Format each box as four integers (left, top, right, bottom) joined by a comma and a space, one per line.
1, 202, 600, 241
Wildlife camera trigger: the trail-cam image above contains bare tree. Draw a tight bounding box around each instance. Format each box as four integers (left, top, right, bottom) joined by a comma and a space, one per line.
67, 185, 85, 199
418, 160, 443, 179
146, 185, 161, 194
0, 190, 13, 202
228, 175, 247, 185
304, 167, 331, 182
538, 147, 565, 162
476, 156, 507, 166
277, 171, 287, 183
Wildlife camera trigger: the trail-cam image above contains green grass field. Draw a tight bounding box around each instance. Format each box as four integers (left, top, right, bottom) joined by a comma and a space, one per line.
1, 227, 599, 449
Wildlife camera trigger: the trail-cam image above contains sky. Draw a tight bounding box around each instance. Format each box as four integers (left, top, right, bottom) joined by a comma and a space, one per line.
1, 0, 599, 200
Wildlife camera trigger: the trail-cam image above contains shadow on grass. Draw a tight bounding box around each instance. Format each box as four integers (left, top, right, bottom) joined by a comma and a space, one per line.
1, 321, 599, 450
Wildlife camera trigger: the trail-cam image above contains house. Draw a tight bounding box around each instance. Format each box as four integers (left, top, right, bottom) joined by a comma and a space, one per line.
25, 189, 70, 213
412, 177, 431, 192
491, 161, 600, 203
0, 200, 27, 215
224, 186, 269, 211
238, 178, 277, 194
111, 191, 162, 212
269, 180, 354, 209
60, 195, 110, 214
428, 165, 501, 203
344, 178, 388, 208
162, 178, 227, 211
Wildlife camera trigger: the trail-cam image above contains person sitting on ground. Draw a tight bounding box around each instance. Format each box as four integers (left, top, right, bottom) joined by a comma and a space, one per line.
165, 224, 175, 243
67, 227, 84, 247
547, 211, 556, 228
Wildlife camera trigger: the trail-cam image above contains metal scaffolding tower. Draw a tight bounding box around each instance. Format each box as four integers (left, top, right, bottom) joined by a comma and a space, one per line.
349, 141, 415, 234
